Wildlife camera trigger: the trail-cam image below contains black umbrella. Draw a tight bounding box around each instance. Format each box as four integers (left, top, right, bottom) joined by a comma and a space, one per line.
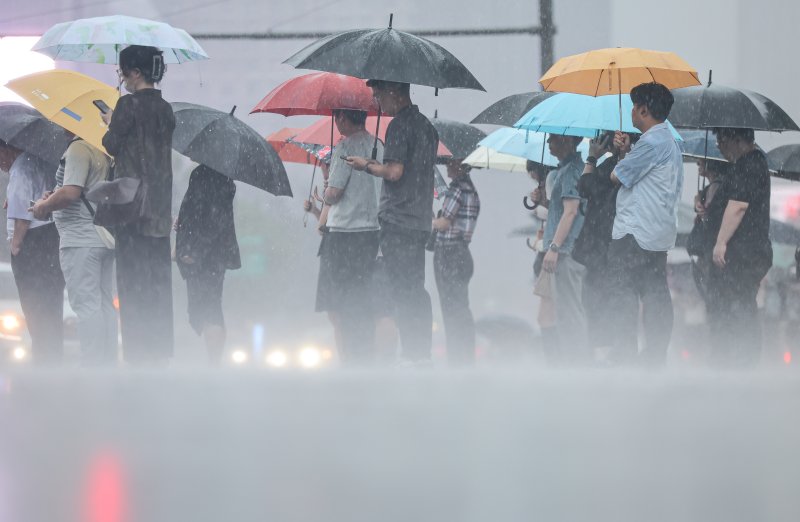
171, 102, 292, 197
0, 102, 71, 164
669, 76, 800, 131
284, 15, 484, 91
767, 145, 800, 182
430, 114, 486, 160
470, 92, 557, 126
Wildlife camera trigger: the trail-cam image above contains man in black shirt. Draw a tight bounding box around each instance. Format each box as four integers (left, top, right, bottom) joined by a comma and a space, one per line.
704, 127, 772, 367
346, 80, 439, 363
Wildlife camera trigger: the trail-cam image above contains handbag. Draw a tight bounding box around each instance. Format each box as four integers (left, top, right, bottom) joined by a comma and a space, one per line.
85, 175, 144, 228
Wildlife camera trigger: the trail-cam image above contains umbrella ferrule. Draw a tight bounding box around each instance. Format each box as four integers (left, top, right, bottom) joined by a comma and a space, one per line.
388, 13, 393, 29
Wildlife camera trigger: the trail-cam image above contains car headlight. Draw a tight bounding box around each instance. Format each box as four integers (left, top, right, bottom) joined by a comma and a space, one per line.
12, 346, 27, 362
265, 349, 288, 368
298, 346, 323, 369
230, 349, 249, 365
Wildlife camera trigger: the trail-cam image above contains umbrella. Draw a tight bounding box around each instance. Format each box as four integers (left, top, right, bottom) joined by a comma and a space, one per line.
284, 14, 484, 91
250, 72, 379, 116
767, 145, 800, 182
32, 15, 208, 64
463, 147, 531, 173
678, 129, 726, 163
514, 93, 683, 139
5, 69, 119, 153
470, 92, 557, 126
267, 128, 319, 165
477, 127, 590, 166
0, 102, 72, 164
171, 103, 292, 197
668, 82, 800, 132
430, 115, 486, 160
292, 116, 452, 156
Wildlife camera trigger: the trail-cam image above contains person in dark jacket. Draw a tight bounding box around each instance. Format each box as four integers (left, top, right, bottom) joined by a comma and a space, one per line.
101, 45, 176, 365
175, 165, 241, 364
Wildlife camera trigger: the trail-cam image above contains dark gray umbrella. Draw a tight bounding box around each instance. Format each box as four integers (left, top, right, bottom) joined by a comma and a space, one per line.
669, 82, 800, 131
767, 144, 800, 182
0, 102, 71, 164
678, 129, 726, 163
284, 15, 484, 91
470, 92, 557, 126
171, 102, 292, 197
430, 115, 486, 160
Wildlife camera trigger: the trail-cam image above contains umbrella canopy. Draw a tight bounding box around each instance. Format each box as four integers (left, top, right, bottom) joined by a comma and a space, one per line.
251, 72, 379, 116
267, 128, 320, 165
430, 117, 486, 160
6, 69, 119, 153
514, 93, 683, 139
463, 146, 531, 173
171, 103, 292, 197
539, 47, 700, 95
478, 127, 590, 166
668, 84, 800, 132
767, 145, 800, 182
293, 116, 452, 156
32, 15, 208, 64
678, 129, 726, 163
471, 92, 557, 126
284, 16, 484, 91
0, 102, 72, 164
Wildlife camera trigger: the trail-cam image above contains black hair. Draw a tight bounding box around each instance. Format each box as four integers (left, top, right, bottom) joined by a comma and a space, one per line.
712, 127, 755, 144
365, 79, 410, 96
119, 45, 166, 84
334, 108, 368, 126
630, 82, 674, 121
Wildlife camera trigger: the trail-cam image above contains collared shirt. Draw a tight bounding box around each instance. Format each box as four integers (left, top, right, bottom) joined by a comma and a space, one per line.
436, 174, 480, 244
612, 122, 683, 251
380, 104, 439, 232
542, 151, 585, 254
326, 130, 384, 232
6, 152, 56, 241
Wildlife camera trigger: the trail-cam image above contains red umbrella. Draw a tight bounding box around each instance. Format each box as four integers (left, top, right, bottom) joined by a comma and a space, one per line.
250, 72, 379, 116
266, 127, 317, 165
292, 116, 452, 156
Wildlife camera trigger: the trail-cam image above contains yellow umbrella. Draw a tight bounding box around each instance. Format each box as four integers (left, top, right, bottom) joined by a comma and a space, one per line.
5, 69, 119, 154
539, 47, 700, 129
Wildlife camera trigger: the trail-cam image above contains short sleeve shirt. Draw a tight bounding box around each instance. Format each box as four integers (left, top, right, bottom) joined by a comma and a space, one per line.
705, 148, 771, 259
542, 152, 585, 254
379, 105, 439, 232
53, 140, 112, 248
6, 153, 55, 241
326, 130, 383, 232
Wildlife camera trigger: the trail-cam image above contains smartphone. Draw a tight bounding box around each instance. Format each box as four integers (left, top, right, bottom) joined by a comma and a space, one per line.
92, 99, 111, 114
340, 155, 348, 160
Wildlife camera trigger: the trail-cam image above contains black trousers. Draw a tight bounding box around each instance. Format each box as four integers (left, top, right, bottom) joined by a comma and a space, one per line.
10, 223, 64, 364
582, 263, 614, 349
434, 241, 475, 365
115, 226, 173, 364
606, 234, 673, 365
379, 220, 432, 361
705, 256, 770, 368
325, 230, 379, 364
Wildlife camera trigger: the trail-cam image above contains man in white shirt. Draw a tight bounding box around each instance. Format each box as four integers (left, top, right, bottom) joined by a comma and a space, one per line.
1, 142, 64, 364
320, 109, 383, 363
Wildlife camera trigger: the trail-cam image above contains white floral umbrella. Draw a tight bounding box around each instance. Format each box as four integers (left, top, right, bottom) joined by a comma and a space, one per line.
32, 15, 209, 64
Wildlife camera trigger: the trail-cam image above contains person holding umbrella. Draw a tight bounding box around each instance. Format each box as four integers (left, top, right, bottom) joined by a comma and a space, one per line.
346, 80, 439, 364
101, 45, 176, 366
703, 128, 772, 367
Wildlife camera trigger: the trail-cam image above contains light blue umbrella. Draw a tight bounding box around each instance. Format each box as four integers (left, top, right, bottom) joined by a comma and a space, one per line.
478, 127, 589, 167
514, 93, 682, 139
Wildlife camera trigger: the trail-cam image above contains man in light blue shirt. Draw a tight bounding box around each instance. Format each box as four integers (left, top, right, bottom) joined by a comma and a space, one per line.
605, 82, 683, 366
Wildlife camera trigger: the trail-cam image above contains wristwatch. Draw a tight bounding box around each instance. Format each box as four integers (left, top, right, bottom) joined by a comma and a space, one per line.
586, 156, 598, 166
548, 242, 561, 253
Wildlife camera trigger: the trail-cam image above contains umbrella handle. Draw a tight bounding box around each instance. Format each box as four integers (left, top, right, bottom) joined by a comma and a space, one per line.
371, 109, 382, 160
523, 196, 538, 210
526, 238, 537, 251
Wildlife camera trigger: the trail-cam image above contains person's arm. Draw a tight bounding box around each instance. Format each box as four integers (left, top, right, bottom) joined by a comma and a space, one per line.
346, 124, 406, 181
101, 96, 133, 156
31, 186, 82, 219
610, 132, 636, 185
10, 219, 30, 256
542, 198, 580, 272
433, 187, 462, 231
346, 157, 404, 181
713, 200, 749, 268
323, 186, 345, 205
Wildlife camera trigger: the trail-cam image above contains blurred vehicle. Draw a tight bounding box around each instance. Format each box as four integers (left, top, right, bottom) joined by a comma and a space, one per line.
224, 324, 337, 370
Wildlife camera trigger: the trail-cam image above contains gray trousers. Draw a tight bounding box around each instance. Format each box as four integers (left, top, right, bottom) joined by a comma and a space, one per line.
552, 254, 589, 363
60, 247, 118, 365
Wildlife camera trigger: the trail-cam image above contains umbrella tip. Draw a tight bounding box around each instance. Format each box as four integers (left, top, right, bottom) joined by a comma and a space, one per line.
388, 13, 393, 29
707, 70, 712, 87
230, 105, 237, 116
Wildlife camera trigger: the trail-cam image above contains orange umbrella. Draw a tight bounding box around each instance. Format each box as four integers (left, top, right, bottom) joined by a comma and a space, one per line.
266, 127, 318, 165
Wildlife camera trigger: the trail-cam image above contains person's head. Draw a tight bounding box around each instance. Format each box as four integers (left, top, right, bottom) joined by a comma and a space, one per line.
366, 80, 411, 116
0, 141, 22, 172
445, 158, 471, 180
118, 45, 166, 93
547, 134, 582, 162
526, 159, 548, 183
333, 109, 368, 136
629, 82, 674, 131
713, 127, 756, 162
